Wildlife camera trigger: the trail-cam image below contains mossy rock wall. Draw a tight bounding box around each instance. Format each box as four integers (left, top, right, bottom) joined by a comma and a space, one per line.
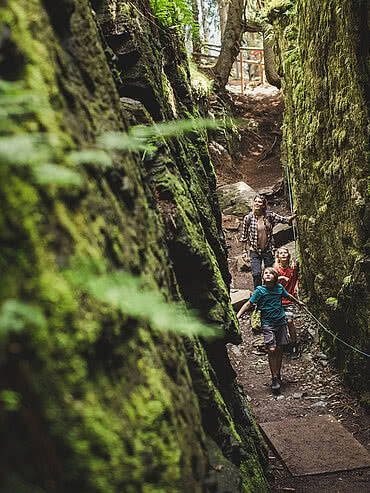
267, 0, 369, 393
0, 0, 269, 491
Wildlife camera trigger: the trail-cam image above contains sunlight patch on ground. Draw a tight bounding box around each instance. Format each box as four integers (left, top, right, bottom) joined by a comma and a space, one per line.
226, 82, 280, 98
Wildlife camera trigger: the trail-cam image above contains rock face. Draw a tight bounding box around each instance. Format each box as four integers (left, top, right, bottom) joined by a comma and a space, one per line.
268, 0, 369, 395
230, 289, 252, 312
217, 181, 256, 216
0, 0, 269, 491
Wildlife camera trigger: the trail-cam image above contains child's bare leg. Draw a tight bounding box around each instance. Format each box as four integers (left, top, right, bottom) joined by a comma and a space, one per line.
287, 319, 300, 358
287, 319, 296, 343
268, 346, 283, 377
268, 346, 283, 392
267, 347, 276, 376
275, 346, 283, 375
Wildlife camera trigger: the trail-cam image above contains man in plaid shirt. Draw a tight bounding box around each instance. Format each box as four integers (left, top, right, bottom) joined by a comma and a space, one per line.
240, 195, 296, 289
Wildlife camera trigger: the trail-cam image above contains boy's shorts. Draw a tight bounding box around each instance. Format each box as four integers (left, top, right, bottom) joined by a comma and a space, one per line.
283, 304, 297, 320
262, 324, 289, 348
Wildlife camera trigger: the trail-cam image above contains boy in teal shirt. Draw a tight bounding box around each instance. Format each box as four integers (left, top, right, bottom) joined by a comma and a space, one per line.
237, 267, 303, 393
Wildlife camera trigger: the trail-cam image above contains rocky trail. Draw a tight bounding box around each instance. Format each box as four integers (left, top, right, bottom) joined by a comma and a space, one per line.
214, 84, 370, 493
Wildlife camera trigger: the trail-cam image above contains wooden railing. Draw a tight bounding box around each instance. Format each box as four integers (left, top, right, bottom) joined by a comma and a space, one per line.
193, 44, 264, 95
239, 47, 264, 94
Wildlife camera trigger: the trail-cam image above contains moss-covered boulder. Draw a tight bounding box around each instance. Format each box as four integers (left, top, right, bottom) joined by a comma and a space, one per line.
217, 182, 256, 215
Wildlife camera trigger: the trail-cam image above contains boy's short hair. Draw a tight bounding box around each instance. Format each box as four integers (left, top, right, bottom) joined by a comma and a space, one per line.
264, 267, 279, 284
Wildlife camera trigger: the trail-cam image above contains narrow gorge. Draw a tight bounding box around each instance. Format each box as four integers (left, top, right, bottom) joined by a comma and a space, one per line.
0, 1, 368, 492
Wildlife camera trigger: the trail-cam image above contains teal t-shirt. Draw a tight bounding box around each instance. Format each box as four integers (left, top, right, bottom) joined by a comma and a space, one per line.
250, 284, 291, 326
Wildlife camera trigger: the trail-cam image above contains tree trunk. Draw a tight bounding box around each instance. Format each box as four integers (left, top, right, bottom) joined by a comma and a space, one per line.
263, 33, 281, 88
214, 0, 246, 89
200, 0, 209, 51
244, 20, 281, 88
216, 0, 229, 42
191, 0, 202, 53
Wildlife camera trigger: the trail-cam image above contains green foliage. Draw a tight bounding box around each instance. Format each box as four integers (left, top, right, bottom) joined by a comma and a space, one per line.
150, 0, 194, 28
64, 257, 223, 339
97, 129, 156, 153
0, 80, 42, 128
1, 79, 221, 186
284, 45, 299, 65
189, 60, 213, 94
250, 307, 262, 331
1, 80, 224, 340
325, 297, 338, 310
135, 118, 220, 136
33, 163, 83, 186
0, 133, 51, 166
246, 0, 263, 22
265, 0, 295, 22
0, 299, 47, 340
0, 390, 20, 411
0, 80, 82, 186
68, 149, 113, 168
98, 117, 220, 153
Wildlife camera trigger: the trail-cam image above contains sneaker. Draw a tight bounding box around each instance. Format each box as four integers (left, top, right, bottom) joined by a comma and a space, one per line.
290, 343, 300, 359
271, 376, 281, 394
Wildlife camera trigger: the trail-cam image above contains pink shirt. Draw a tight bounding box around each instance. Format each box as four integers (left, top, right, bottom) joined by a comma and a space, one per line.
274, 264, 298, 304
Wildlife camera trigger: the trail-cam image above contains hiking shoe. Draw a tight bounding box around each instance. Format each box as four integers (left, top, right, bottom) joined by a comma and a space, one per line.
290, 343, 300, 359
271, 376, 281, 394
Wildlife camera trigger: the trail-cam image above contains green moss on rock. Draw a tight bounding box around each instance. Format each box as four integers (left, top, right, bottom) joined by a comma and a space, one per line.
270, 0, 369, 393
0, 0, 269, 492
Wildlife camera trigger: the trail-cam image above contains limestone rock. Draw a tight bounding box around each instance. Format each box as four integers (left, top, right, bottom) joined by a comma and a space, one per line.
222, 214, 240, 231
258, 178, 284, 197
273, 223, 295, 248
120, 97, 150, 124
217, 181, 256, 215
271, 0, 369, 393
230, 289, 252, 311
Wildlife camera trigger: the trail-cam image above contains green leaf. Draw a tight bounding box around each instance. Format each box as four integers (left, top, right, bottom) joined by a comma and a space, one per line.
0, 300, 47, 341
86, 273, 222, 338
0, 390, 20, 411
97, 119, 221, 155
65, 260, 222, 339
97, 132, 150, 152
34, 163, 83, 186
68, 149, 113, 168
132, 118, 220, 139
0, 134, 51, 166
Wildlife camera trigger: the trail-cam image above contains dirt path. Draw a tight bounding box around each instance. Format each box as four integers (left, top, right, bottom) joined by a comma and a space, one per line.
228, 84, 284, 193
217, 84, 370, 492
229, 315, 370, 492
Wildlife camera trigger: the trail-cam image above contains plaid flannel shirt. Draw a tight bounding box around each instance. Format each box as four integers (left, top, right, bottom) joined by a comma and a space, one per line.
240, 212, 291, 254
